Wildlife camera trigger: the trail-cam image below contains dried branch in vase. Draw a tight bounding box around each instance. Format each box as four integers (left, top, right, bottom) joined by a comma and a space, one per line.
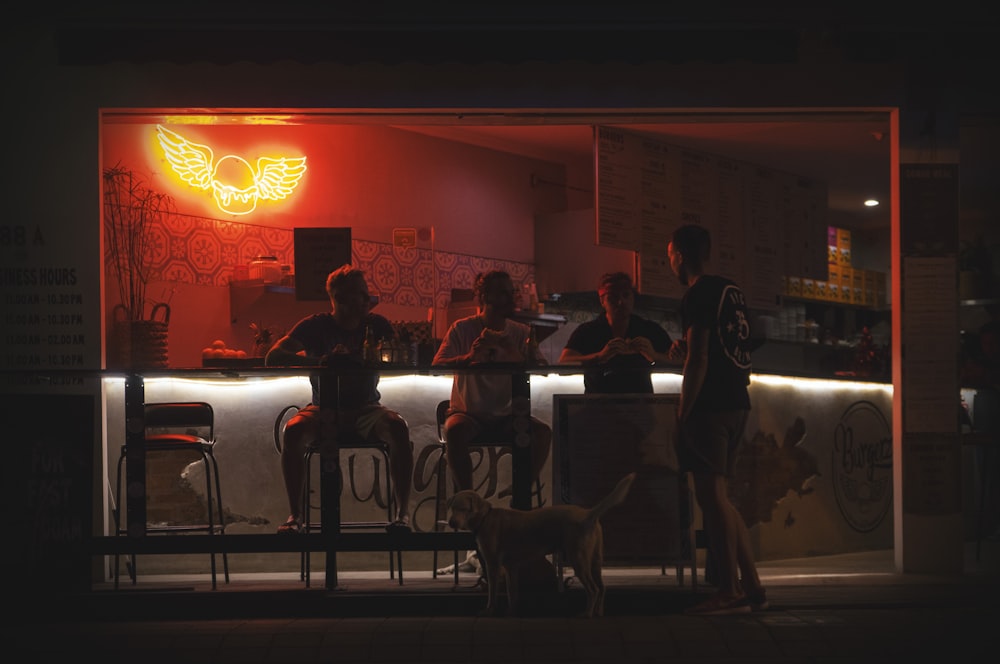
103, 164, 176, 321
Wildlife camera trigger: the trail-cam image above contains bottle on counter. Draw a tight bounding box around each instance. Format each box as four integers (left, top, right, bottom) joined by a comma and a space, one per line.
362, 324, 377, 365
525, 324, 540, 365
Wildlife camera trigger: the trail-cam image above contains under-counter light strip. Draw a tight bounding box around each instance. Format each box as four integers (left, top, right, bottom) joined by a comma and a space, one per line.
103, 371, 888, 397
750, 373, 893, 394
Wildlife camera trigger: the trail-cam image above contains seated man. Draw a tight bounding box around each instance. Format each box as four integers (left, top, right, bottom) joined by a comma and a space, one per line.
266, 264, 413, 533
433, 270, 552, 573
433, 270, 552, 495
559, 271, 681, 393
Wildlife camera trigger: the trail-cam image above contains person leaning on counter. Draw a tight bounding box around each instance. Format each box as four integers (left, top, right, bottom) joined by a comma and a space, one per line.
264, 263, 414, 534
559, 271, 683, 394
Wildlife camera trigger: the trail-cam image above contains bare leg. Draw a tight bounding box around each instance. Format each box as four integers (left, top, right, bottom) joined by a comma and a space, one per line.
280, 411, 317, 522
374, 411, 413, 521
444, 413, 478, 491
692, 471, 742, 599
530, 418, 552, 488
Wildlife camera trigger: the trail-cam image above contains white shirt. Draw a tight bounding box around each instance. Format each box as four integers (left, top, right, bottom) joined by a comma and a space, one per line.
433, 314, 538, 417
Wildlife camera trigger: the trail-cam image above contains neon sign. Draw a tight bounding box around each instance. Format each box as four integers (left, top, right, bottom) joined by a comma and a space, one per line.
155, 124, 306, 216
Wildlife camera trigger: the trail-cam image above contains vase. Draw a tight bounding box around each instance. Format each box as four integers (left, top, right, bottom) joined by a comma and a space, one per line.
110, 303, 170, 369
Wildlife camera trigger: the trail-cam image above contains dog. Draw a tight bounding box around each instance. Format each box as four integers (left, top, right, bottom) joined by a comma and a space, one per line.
447, 472, 636, 618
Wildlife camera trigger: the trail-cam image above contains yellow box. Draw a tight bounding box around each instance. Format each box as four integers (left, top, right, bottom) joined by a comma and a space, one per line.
802, 278, 816, 300
851, 267, 865, 305
862, 270, 876, 306
827, 280, 840, 302
787, 275, 802, 298
815, 279, 829, 301
827, 263, 841, 286
837, 227, 852, 267
828, 226, 839, 265
839, 266, 853, 303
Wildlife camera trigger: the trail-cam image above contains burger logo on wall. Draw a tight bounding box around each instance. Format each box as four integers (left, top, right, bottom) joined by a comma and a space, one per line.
832, 400, 893, 532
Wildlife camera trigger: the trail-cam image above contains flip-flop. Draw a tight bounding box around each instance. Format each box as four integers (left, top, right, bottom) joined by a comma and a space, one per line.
276, 516, 301, 534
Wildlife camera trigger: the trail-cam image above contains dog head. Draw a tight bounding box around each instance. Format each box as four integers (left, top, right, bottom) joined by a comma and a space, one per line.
447, 490, 491, 531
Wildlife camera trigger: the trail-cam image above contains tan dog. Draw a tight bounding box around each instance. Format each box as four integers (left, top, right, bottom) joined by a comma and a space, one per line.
447, 472, 636, 617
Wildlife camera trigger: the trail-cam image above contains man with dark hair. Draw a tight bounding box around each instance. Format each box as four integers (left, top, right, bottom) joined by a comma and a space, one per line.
266, 264, 413, 534
433, 270, 553, 575
668, 224, 767, 615
433, 270, 552, 492
559, 270, 679, 393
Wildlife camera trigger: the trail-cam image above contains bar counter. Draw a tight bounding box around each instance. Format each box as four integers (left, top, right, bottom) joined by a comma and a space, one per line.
4, 364, 900, 592
98, 365, 894, 575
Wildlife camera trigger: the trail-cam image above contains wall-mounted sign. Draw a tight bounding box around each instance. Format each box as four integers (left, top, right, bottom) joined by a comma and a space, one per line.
156, 125, 306, 216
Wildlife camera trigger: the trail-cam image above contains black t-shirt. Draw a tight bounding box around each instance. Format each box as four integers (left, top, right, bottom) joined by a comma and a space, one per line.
288, 312, 395, 407
680, 274, 751, 412
563, 313, 673, 394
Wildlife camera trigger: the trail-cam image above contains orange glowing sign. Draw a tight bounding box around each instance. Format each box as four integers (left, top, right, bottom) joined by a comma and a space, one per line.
155, 124, 306, 216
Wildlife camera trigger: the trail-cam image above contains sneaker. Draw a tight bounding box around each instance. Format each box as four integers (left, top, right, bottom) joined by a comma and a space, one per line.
458, 550, 481, 574
276, 516, 301, 534
434, 550, 479, 576
684, 594, 752, 616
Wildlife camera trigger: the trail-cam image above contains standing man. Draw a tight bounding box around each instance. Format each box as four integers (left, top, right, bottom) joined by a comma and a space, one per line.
559, 271, 680, 393
668, 224, 767, 615
266, 264, 413, 533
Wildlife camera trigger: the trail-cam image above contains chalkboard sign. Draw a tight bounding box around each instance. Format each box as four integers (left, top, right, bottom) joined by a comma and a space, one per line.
13, 394, 93, 596
294, 227, 352, 300
552, 393, 693, 566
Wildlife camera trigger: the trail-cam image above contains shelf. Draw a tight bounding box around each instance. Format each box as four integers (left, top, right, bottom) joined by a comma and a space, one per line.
230, 279, 295, 295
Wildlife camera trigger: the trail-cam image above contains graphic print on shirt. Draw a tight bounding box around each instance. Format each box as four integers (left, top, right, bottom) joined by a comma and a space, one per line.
717, 284, 751, 369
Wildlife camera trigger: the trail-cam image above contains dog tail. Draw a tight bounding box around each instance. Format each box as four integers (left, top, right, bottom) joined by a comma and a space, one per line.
584, 472, 636, 526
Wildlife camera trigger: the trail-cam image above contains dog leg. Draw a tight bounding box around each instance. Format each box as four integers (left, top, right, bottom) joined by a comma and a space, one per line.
567, 551, 598, 619
504, 565, 519, 617
480, 558, 501, 617
592, 562, 605, 618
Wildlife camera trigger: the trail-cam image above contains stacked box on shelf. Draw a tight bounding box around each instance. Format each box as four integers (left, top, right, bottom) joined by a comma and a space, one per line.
852, 267, 865, 305
828, 225, 839, 266
827, 264, 841, 303
837, 227, 852, 267
787, 275, 802, 298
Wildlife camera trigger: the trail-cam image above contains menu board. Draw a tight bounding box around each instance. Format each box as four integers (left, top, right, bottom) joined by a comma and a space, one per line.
596, 127, 827, 308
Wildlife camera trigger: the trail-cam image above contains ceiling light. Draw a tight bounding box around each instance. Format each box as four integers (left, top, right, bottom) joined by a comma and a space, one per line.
864, 199, 879, 207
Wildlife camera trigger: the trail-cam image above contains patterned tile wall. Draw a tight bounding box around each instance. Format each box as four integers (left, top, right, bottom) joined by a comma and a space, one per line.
107, 213, 535, 310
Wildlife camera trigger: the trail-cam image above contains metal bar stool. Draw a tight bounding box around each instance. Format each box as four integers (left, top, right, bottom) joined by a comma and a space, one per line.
113, 401, 229, 589
431, 399, 542, 582
275, 405, 403, 587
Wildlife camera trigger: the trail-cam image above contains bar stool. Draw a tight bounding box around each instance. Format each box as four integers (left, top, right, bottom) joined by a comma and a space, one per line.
274, 405, 403, 587
431, 399, 542, 581
113, 401, 229, 589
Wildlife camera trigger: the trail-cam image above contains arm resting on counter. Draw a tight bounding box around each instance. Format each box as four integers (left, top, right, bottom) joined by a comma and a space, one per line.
265, 335, 321, 367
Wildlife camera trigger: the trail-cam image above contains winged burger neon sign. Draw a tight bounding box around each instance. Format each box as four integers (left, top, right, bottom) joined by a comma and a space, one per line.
155, 124, 307, 216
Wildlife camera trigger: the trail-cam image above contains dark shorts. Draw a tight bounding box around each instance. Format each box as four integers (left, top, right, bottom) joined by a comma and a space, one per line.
444, 410, 550, 444
677, 409, 749, 476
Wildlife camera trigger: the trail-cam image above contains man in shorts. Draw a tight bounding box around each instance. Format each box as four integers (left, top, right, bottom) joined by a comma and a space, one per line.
668, 224, 767, 615
266, 264, 413, 533
432, 270, 552, 574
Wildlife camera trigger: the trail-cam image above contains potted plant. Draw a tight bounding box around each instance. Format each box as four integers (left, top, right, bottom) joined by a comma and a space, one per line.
103, 164, 176, 367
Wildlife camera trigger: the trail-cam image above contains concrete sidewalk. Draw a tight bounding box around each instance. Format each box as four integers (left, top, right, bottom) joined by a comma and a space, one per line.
16, 547, 1000, 663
